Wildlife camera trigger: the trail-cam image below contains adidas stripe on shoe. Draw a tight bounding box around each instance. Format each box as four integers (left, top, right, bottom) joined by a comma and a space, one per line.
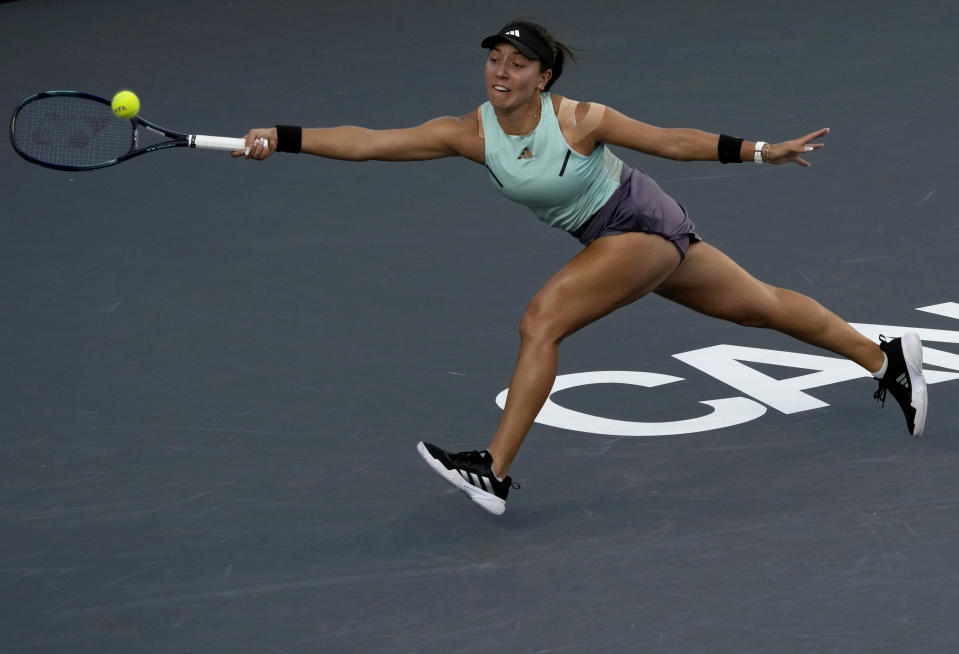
416, 441, 516, 515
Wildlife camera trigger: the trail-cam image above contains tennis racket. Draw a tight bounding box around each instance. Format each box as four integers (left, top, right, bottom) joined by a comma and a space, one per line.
9, 90, 259, 171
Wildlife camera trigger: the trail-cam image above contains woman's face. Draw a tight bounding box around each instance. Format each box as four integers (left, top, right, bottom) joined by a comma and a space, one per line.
485, 42, 552, 110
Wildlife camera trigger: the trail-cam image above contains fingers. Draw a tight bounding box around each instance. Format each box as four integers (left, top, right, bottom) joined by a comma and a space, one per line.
801, 127, 830, 143
232, 132, 260, 157
793, 131, 829, 165
232, 131, 275, 160
247, 137, 271, 159
245, 136, 272, 159
767, 130, 829, 167
790, 144, 815, 167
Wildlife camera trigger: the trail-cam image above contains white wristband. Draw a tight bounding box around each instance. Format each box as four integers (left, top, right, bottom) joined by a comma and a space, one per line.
754, 141, 767, 164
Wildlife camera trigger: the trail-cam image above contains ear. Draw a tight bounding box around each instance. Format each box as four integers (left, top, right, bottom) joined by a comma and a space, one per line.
538, 68, 553, 90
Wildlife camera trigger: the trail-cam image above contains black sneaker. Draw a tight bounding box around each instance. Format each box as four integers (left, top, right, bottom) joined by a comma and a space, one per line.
874, 332, 927, 437
416, 441, 515, 515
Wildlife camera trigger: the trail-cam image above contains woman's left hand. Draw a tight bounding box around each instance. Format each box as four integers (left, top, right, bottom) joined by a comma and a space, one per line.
766, 128, 830, 167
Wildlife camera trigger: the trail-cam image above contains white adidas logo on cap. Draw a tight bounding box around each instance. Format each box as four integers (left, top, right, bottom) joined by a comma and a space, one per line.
505, 29, 520, 37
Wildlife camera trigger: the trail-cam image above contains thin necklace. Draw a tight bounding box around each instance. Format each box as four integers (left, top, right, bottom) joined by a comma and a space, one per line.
504, 110, 540, 136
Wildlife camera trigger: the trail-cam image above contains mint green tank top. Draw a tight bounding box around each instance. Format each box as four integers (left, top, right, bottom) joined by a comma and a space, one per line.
481, 93, 624, 231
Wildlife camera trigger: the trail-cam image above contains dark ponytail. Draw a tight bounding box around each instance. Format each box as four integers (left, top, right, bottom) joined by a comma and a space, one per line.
510, 19, 577, 91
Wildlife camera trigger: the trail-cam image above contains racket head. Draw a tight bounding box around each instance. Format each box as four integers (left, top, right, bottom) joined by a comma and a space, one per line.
9, 90, 138, 171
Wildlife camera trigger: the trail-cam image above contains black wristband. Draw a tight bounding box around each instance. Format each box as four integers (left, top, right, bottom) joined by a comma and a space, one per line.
717, 134, 743, 164
275, 125, 302, 154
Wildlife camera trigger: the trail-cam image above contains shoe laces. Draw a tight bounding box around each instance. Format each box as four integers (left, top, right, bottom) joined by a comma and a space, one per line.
450, 449, 490, 469
453, 450, 519, 489
873, 367, 907, 407
873, 381, 887, 407
873, 333, 908, 407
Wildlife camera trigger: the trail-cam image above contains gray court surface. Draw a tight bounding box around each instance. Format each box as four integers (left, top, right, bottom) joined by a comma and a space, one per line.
3, 1, 959, 652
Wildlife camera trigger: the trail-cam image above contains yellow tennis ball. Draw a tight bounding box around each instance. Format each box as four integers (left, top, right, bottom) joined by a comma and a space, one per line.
111, 90, 140, 119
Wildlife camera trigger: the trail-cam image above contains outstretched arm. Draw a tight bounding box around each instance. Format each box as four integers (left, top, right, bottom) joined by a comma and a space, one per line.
233, 112, 484, 163
591, 105, 828, 166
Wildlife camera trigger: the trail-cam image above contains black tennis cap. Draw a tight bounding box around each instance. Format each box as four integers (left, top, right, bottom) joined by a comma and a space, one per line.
481, 23, 555, 69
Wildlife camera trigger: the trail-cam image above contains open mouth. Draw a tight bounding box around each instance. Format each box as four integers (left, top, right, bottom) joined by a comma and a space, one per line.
492, 85, 510, 93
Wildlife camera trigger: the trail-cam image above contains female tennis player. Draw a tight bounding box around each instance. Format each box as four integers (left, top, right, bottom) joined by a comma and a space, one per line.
236, 21, 928, 515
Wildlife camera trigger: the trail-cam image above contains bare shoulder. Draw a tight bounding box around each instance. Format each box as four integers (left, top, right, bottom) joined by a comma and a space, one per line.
458, 106, 482, 135
426, 111, 479, 135
419, 109, 485, 163
551, 95, 608, 154
550, 93, 565, 116
549, 95, 604, 128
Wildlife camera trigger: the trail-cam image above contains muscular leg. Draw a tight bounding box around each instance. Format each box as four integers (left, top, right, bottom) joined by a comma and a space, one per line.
655, 241, 884, 372
487, 232, 682, 477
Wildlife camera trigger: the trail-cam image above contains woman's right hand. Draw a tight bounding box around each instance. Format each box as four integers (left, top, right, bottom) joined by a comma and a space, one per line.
232, 127, 277, 160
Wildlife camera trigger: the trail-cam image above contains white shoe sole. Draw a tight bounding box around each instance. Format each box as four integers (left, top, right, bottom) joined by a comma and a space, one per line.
901, 331, 927, 437
416, 441, 506, 515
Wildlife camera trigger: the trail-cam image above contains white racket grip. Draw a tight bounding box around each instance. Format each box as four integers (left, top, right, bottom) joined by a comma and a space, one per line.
190, 134, 247, 151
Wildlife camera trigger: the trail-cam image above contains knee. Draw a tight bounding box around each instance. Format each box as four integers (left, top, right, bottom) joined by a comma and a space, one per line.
731, 284, 785, 329
518, 295, 565, 345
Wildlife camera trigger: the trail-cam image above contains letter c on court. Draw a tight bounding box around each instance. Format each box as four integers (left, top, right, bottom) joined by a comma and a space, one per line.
495, 370, 768, 437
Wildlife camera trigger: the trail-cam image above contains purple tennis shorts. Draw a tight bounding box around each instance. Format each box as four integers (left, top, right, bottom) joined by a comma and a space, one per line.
569, 164, 700, 259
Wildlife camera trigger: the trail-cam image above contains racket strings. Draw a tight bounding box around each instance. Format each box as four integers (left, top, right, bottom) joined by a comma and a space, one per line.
12, 96, 135, 168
